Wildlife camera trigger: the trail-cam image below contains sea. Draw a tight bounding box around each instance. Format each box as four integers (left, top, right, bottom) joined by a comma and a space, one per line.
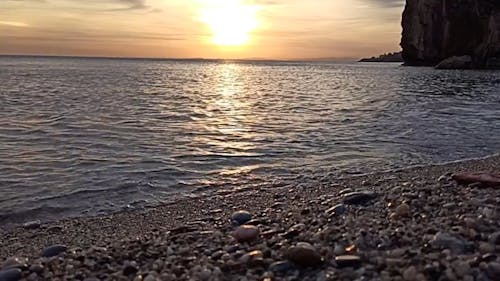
0, 56, 499, 228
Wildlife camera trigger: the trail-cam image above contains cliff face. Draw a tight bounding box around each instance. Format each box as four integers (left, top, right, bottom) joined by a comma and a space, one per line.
401, 0, 500, 68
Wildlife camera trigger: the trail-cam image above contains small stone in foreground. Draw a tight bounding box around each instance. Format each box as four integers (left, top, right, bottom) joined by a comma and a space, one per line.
232, 225, 259, 243
489, 231, 500, 245
123, 263, 139, 276
0, 268, 22, 281
41, 244, 67, 257
269, 261, 293, 273
231, 210, 252, 225
22, 220, 41, 229
334, 255, 361, 268
342, 191, 377, 205
286, 242, 322, 267
1, 258, 28, 270
325, 204, 346, 216
394, 203, 410, 218
431, 232, 470, 254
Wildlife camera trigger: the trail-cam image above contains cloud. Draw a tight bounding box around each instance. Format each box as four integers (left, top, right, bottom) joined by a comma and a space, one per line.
365, 0, 405, 8
111, 0, 148, 11
3, 0, 149, 11
0, 21, 29, 27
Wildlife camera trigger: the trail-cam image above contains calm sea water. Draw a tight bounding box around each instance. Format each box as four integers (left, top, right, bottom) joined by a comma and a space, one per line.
0, 56, 499, 227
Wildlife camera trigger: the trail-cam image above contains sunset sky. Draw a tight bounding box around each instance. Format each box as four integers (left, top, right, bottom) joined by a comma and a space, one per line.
0, 0, 405, 60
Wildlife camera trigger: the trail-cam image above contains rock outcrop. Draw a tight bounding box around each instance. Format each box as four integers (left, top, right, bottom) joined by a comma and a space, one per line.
401, 0, 500, 69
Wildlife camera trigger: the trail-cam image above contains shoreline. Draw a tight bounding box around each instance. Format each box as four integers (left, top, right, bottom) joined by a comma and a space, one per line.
0, 155, 499, 280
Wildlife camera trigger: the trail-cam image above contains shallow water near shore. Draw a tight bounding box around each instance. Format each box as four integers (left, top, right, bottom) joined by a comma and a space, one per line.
0, 56, 499, 227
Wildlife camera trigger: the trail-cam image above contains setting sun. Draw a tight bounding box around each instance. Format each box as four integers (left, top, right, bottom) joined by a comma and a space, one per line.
199, 0, 259, 46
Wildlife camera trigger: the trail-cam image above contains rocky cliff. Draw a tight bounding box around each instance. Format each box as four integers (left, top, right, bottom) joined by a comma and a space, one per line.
401, 0, 500, 68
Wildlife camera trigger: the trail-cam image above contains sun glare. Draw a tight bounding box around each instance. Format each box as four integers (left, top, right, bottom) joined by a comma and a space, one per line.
199, 0, 259, 46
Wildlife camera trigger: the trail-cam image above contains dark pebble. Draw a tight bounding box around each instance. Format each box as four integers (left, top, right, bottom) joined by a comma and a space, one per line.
22, 220, 41, 229
29, 264, 44, 273
0, 268, 22, 281
326, 204, 346, 216
47, 226, 63, 233
489, 231, 500, 245
334, 255, 362, 268
269, 261, 293, 273
1, 258, 28, 270
342, 191, 377, 205
283, 224, 306, 239
231, 210, 252, 225
41, 244, 67, 257
123, 264, 138, 276
286, 242, 322, 267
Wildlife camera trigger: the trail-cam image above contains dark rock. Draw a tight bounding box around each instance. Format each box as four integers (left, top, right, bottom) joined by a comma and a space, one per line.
435, 55, 473, 69
283, 223, 306, 239
0, 268, 22, 281
430, 232, 471, 254
486, 262, 500, 279
489, 231, 500, 245
29, 264, 44, 273
325, 204, 347, 216
401, 0, 500, 69
232, 225, 259, 243
1, 258, 28, 270
41, 244, 67, 257
334, 255, 362, 268
123, 264, 138, 276
231, 210, 252, 225
452, 173, 500, 187
342, 191, 377, 205
269, 261, 293, 273
286, 242, 322, 267
22, 220, 41, 229
46, 226, 63, 233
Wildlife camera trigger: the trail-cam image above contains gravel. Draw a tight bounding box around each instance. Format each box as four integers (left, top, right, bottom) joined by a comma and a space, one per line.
0, 155, 499, 280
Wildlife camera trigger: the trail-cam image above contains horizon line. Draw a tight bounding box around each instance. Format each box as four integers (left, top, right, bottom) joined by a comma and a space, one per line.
0, 53, 362, 63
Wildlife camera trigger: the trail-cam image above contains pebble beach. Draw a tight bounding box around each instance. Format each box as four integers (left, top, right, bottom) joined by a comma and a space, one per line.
0, 155, 499, 281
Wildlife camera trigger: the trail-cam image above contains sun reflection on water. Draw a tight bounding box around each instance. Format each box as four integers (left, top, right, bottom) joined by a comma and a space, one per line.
189, 63, 265, 177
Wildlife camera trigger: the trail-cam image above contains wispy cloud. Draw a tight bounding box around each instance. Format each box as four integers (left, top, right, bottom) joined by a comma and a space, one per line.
108, 0, 148, 11
3, 0, 149, 11
364, 0, 405, 8
0, 21, 29, 27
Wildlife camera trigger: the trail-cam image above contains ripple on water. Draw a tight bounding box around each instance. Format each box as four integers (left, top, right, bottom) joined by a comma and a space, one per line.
0, 57, 499, 227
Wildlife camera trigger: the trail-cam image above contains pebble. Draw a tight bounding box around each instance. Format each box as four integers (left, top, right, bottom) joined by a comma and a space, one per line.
41, 244, 67, 257
452, 260, 471, 277
123, 263, 139, 276
334, 255, 361, 268
269, 261, 293, 273
231, 210, 252, 225
333, 244, 345, 255
22, 220, 41, 229
232, 225, 259, 243
403, 266, 417, 281
430, 232, 470, 254
0, 268, 22, 281
489, 231, 500, 245
486, 262, 500, 279
342, 191, 377, 205
283, 223, 306, 239
325, 204, 346, 216
394, 203, 410, 217
479, 242, 494, 253
29, 264, 44, 273
286, 242, 322, 267
1, 258, 27, 270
